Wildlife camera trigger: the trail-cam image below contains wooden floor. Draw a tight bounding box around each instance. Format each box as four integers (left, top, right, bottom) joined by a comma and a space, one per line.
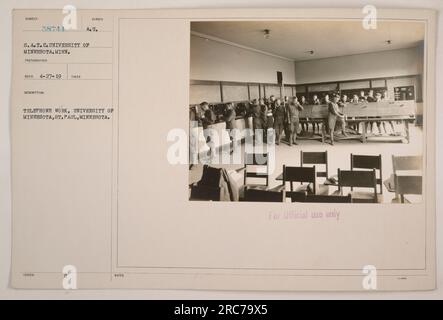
189, 125, 424, 203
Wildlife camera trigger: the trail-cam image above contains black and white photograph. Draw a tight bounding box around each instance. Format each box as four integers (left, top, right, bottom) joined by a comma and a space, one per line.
188, 20, 425, 203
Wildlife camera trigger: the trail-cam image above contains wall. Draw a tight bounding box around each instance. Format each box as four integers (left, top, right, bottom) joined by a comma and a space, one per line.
190, 34, 296, 84
294, 47, 422, 84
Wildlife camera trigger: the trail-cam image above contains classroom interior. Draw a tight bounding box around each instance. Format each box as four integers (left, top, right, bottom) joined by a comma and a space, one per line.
188, 20, 425, 203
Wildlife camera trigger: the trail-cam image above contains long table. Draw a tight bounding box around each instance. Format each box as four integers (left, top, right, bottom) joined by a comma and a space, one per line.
298, 100, 417, 143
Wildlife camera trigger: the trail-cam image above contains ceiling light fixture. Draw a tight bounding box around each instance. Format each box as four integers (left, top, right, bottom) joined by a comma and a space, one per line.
305, 50, 314, 55
386, 39, 392, 45
263, 29, 271, 39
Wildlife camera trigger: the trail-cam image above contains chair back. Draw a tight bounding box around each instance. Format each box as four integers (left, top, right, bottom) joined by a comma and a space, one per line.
392, 155, 422, 172
283, 165, 316, 194
301, 151, 328, 178
351, 154, 383, 194
244, 152, 269, 187
338, 169, 377, 188
338, 169, 377, 202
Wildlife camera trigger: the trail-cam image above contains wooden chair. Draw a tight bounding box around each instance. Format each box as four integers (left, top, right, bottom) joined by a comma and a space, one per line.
305, 194, 352, 203
337, 168, 378, 203
274, 165, 316, 201
395, 175, 422, 203
243, 152, 269, 190
351, 154, 383, 194
391, 155, 422, 199
301, 151, 328, 180
243, 188, 285, 202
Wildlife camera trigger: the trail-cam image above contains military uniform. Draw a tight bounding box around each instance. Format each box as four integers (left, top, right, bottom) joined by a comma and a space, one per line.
224, 107, 237, 154
224, 108, 237, 130
251, 104, 265, 131
265, 100, 275, 129
285, 102, 303, 145
328, 102, 343, 131
328, 101, 346, 145
201, 108, 216, 130
273, 104, 285, 145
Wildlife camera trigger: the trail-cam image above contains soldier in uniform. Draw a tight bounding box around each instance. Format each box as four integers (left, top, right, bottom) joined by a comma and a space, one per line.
200, 102, 216, 131
283, 96, 290, 141
250, 99, 265, 143
285, 96, 304, 146
273, 98, 285, 145
265, 97, 275, 135
256, 98, 269, 142
224, 102, 237, 154
199, 102, 216, 160
328, 94, 347, 145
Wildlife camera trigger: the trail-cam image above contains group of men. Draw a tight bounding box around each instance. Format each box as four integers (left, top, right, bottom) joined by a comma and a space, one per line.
249, 95, 304, 146
194, 101, 237, 158
191, 88, 395, 152
195, 95, 305, 149
297, 89, 395, 138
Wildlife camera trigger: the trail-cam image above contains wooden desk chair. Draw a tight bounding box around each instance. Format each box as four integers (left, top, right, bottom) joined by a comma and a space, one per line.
305, 194, 352, 203
351, 154, 383, 194
300, 151, 329, 180
243, 152, 269, 190
338, 168, 378, 203
275, 165, 316, 201
243, 188, 285, 202
395, 175, 422, 203
391, 155, 422, 199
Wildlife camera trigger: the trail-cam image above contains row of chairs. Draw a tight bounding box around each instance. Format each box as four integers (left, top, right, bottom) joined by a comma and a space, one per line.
190, 153, 422, 203
245, 151, 383, 191
243, 151, 422, 203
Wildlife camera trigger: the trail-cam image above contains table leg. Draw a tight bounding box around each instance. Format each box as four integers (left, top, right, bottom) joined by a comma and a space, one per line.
321, 122, 325, 143
405, 120, 410, 143
361, 121, 366, 143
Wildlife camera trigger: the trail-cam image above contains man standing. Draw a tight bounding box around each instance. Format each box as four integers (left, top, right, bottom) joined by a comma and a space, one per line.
285, 97, 304, 146
273, 98, 285, 145
199, 102, 216, 160
200, 102, 216, 131
367, 90, 383, 134
251, 99, 265, 143
299, 96, 308, 134
265, 97, 275, 137
224, 102, 237, 153
283, 96, 290, 141
328, 94, 347, 145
